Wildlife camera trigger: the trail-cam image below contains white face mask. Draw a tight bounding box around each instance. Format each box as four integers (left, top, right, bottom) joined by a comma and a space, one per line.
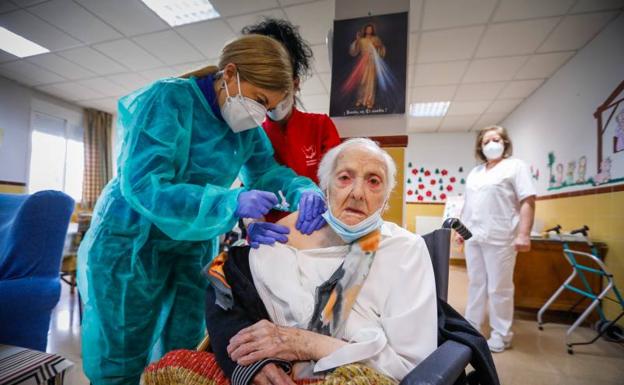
321, 193, 385, 243
482, 141, 504, 160
221, 72, 267, 133
267, 95, 293, 121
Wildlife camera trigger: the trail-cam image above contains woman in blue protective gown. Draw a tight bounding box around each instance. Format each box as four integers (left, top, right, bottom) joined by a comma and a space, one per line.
77, 34, 326, 385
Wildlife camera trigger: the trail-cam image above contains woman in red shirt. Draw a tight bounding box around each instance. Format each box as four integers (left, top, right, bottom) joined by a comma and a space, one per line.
243, 19, 341, 244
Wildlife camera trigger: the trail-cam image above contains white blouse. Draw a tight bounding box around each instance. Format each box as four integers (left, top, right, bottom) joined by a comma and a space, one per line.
462, 158, 536, 246
249, 221, 438, 381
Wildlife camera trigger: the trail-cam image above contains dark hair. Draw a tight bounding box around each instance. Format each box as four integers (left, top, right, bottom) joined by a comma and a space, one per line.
241, 18, 313, 81
362, 23, 376, 36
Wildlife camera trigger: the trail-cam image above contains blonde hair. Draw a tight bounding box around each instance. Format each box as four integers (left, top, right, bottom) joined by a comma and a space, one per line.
475, 125, 513, 162
180, 34, 293, 92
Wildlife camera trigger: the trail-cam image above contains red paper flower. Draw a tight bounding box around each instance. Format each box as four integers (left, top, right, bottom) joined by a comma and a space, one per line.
430, 179, 436, 185
447, 185, 453, 191
440, 193, 447, 200
449, 177, 456, 183
417, 195, 424, 201
407, 190, 414, 195
441, 169, 448, 176
418, 184, 425, 189
426, 191, 432, 197
424, 170, 431, 176
411, 169, 418, 175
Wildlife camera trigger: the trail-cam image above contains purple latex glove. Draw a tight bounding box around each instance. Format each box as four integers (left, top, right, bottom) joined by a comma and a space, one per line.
247, 222, 290, 248
235, 190, 278, 219
295, 191, 327, 235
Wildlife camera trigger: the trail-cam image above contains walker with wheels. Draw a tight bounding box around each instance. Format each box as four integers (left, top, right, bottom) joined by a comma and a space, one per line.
537, 225, 624, 354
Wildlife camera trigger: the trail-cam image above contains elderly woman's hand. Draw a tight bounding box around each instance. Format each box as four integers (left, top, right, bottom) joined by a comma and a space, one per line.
296, 191, 327, 235
227, 320, 308, 365
227, 320, 347, 366
252, 363, 295, 385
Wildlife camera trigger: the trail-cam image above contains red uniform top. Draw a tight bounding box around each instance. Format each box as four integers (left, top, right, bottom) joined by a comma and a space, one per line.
263, 107, 341, 222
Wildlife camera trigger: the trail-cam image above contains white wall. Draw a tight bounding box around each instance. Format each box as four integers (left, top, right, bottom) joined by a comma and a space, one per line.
0, 76, 31, 183
0, 76, 84, 184
405, 133, 476, 203
503, 13, 624, 196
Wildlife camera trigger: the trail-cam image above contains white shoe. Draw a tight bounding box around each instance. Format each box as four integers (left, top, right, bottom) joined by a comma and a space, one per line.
487, 336, 511, 353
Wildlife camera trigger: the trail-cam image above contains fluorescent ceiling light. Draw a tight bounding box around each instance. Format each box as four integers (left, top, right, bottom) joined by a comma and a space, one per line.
0, 27, 49, 58
142, 0, 220, 27
409, 101, 451, 117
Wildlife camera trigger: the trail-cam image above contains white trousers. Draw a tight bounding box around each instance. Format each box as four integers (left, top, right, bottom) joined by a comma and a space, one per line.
464, 241, 517, 341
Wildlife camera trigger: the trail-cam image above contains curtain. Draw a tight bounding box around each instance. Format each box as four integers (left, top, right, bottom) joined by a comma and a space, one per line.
82, 109, 113, 209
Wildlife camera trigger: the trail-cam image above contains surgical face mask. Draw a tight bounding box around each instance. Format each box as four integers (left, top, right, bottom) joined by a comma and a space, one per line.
482, 141, 504, 160
221, 72, 267, 133
267, 95, 293, 121
321, 195, 384, 243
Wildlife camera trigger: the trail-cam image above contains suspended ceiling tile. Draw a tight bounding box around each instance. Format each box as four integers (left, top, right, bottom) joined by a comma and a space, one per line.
413, 61, 469, 86
29, 0, 122, 44
475, 18, 559, 58
418, 26, 484, 63
57, 46, 128, 75
422, 0, 497, 30
538, 11, 617, 52
284, 0, 334, 45
463, 56, 528, 82
176, 19, 236, 59
133, 30, 204, 65
498, 79, 544, 99
514, 51, 574, 79
27, 52, 96, 80
492, 0, 575, 22
0, 9, 81, 51
210, 0, 279, 17
225, 8, 288, 35
93, 39, 163, 71
75, 0, 168, 36
454, 82, 505, 101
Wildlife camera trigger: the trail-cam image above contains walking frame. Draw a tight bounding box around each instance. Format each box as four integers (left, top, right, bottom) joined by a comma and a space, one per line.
537, 225, 624, 354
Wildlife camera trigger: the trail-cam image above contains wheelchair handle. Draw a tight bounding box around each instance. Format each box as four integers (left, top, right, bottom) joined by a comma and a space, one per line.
545, 225, 562, 234
570, 225, 589, 236
443, 218, 472, 241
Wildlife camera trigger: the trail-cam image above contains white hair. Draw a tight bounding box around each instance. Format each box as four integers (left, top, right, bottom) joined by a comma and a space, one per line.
317, 138, 397, 199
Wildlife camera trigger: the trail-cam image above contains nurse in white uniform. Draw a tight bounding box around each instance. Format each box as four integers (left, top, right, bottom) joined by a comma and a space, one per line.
461, 125, 536, 353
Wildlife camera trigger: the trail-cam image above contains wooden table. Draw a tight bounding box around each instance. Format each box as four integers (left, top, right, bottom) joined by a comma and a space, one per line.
514, 237, 608, 316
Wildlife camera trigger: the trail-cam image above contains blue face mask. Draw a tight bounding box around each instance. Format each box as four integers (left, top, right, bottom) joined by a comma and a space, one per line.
321, 200, 384, 243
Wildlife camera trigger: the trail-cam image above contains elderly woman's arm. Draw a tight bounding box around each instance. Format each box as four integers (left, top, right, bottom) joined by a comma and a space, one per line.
228, 320, 347, 365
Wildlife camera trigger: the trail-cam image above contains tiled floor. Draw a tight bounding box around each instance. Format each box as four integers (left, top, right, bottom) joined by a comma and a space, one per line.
48, 266, 623, 385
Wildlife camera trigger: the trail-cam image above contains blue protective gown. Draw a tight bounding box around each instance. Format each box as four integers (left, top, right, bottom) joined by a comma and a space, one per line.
77, 77, 319, 385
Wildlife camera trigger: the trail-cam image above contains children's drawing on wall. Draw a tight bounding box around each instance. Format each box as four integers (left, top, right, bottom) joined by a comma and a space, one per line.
577, 156, 587, 183
547, 152, 594, 190
530, 165, 540, 181
546, 80, 624, 192
405, 162, 466, 203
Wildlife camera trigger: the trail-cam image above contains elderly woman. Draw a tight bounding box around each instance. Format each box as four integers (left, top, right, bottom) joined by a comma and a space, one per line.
204, 138, 437, 385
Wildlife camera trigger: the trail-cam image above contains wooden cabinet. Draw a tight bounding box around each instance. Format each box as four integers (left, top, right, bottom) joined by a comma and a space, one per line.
514, 238, 608, 313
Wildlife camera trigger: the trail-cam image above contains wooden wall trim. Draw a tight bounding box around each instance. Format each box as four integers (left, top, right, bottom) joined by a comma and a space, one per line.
537, 183, 624, 200
341, 135, 408, 148
0, 180, 26, 187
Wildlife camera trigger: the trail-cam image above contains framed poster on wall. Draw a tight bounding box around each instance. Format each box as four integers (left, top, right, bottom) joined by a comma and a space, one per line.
329, 12, 408, 117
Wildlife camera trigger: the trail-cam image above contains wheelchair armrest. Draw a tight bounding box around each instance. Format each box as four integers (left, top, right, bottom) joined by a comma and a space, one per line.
399, 340, 472, 385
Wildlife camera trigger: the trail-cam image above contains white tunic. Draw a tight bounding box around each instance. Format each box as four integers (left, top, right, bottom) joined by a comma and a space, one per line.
249, 221, 438, 381
462, 158, 536, 246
